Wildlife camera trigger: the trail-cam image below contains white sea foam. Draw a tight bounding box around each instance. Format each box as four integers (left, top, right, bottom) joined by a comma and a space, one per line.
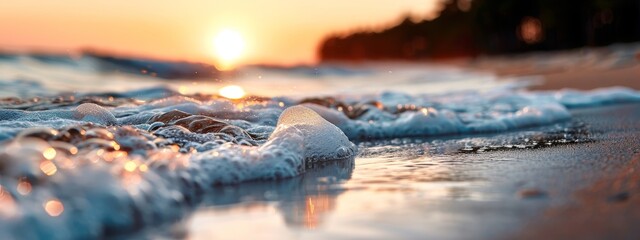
74, 103, 117, 125
272, 105, 357, 161
1, 56, 640, 238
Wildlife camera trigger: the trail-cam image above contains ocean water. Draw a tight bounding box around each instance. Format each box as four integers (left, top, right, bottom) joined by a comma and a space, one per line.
0, 50, 639, 239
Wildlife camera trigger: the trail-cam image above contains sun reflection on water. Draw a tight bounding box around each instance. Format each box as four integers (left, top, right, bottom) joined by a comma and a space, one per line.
296, 195, 333, 229
218, 85, 246, 99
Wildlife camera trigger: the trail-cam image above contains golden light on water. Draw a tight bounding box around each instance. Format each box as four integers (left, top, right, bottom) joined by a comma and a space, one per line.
39, 160, 58, 176
303, 195, 331, 229
43, 147, 57, 160
44, 199, 64, 217
138, 164, 149, 172
286, 194, 334, 229
178, 86, 189, 95
218, 85, 246, 99
308, 198, 315, 214
213, 29, 246, 70
124, 161, 138, 172
110, 141, 121, 151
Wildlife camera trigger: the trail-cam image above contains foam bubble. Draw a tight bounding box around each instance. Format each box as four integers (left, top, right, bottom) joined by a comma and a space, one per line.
271, 105, 357, 162
74, 103, 116, 125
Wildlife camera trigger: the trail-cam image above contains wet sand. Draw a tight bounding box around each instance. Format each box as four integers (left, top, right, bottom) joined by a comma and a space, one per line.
517, 155, 640, 240
505, 49, 640, 239
479, 47, 640, 239
513, 104, 640, 239
528, 64, 640, 91
453, 47, 640, 239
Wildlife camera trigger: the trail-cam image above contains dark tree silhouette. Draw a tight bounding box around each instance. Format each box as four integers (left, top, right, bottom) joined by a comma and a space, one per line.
318, 0, 640, 61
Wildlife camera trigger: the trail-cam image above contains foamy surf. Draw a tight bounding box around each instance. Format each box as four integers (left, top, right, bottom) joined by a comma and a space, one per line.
0, 103, 358, 239
0, 61, 640, 238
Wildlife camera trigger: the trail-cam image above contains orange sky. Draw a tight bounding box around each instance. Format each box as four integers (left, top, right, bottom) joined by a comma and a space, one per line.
0, 0, 439, 66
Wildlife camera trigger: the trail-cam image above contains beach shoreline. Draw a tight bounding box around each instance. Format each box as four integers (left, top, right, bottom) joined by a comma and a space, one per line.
466, 47, 640, 239
456, 43, 640, 91
513, 103, 640, 239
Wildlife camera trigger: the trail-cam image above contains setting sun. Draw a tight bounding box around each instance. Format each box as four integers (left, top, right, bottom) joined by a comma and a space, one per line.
213, 29, 246, 70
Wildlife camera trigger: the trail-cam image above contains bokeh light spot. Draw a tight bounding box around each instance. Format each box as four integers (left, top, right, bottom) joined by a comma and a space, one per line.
40, 160, 58, 176
124, 161, 138, 172
43, 147, 57, 160
44, 199, 64, 217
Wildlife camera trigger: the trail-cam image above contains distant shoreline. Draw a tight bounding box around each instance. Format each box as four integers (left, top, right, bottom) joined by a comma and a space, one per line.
459, 44, 640, 91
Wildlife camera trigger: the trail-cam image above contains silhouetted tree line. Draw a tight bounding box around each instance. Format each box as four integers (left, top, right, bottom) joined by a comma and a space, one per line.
318, 0, 640, 61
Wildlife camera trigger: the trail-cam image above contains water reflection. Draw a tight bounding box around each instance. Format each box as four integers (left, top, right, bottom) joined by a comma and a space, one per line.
185, 158, 354, 235
282, 191, 336, 229
174, 123, 593, 239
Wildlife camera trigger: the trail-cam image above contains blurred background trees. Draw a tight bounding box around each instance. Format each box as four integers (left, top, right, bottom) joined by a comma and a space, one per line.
318, 0, 640, 61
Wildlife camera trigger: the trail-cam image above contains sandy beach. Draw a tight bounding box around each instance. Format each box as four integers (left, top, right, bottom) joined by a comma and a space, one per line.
529, 63, 640, 91
466, 46, 640, 239
509, 49, 640, 239
464, 45, 640, 91
515, 103, 640, 239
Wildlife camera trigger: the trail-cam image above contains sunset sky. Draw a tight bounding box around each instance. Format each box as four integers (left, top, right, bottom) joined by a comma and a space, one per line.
0, 0, 440, 67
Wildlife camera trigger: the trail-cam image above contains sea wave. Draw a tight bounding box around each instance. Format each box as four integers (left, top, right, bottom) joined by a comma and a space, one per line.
0, 55, 640, 238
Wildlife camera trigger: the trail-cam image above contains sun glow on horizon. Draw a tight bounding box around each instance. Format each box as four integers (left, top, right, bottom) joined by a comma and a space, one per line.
213, 29, 246, 70
218, 85, 246, 99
